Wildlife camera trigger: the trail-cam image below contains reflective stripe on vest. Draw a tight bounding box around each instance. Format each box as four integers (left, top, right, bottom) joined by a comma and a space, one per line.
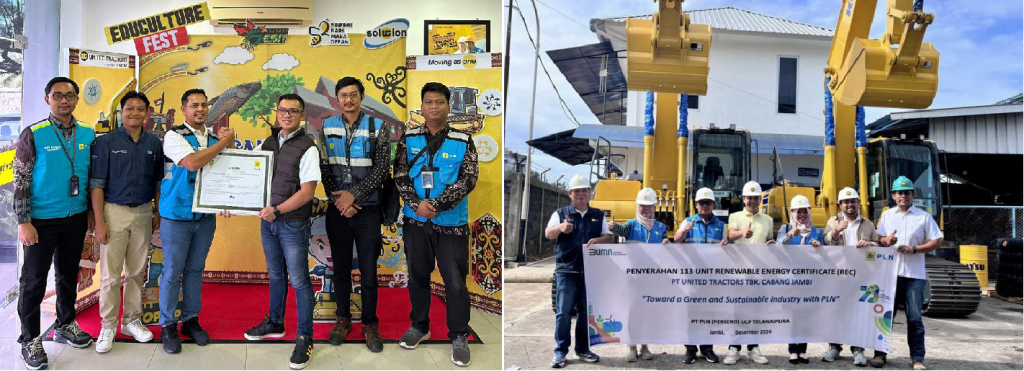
159, 125, 218, 221
401, 128, 470, 226
29, 119, 94, 219
323, 114, 379, 206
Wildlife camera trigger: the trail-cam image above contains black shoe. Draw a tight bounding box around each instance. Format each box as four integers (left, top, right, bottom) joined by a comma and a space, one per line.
398, 326, 430, 349
790, 354, 801, 365
53, 321, 93, 348
161, 324, 182, 354
244, 315, 285, 340
180, 317, 211, 346
702, 349, 720, 363
870, 355, 887, 368
362, 323, 383, 353
289, 334, 313, 370
576, 350, 600, 363
682, 349, 697, 364
451, 334, 471, 367
20, 337, 48, 370
800, 355, 810, 364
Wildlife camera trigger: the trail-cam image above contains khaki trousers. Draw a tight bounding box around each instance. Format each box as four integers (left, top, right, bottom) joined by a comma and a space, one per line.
99, 202, 153, 329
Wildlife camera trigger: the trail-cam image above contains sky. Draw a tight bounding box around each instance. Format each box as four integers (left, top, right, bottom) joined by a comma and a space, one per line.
503, 0, 1024, 185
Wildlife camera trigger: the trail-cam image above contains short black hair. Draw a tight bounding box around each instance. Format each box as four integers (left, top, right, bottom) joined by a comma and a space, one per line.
45, 77, 79, 95
277, 93, 305, 110
335, 76, 364, 96
421, 82, 450, 102
181, 88, 207, 105
120, 91, 150, 109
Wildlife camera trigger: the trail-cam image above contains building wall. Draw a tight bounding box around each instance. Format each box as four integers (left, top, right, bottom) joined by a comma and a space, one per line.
617, 31, 830, 186
61, 0, 503, 57
625, 32, 830, 135
929, 112, 1024, 155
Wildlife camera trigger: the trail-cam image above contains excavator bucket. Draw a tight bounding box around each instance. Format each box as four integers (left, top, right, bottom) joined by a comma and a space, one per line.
832, 38, 939, 109
625, 15, 711, 94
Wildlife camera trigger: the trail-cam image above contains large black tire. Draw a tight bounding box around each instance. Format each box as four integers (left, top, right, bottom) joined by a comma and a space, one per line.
996, 239, 1023, 298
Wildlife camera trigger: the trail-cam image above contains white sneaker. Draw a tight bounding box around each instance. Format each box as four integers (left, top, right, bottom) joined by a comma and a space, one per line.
748, 347, 769, 364
723, 348, 741, 365
853, 350, 868, 366
822, 346, 841, 362
626, 346, 638, 362
120, 319, 154, 343
639, 345, 653, 360
95, 328, 115, 353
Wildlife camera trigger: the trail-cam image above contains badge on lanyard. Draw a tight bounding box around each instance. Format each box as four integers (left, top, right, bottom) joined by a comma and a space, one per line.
421, 171, 435, 189
342, 167, 353, 184
69, 175, 80, 197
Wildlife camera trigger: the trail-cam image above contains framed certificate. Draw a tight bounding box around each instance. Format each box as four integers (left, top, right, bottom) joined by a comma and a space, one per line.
192, 149, 274, 215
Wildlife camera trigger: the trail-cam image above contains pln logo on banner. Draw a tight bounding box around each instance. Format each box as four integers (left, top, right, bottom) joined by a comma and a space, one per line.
865, 250, 895, 262
364, 18, 409, 49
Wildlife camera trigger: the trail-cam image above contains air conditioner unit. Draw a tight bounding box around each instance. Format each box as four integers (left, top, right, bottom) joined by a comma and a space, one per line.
208, 0, 313, 27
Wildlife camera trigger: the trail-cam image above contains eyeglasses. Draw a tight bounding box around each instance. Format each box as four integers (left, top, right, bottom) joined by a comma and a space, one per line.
276, 109, 304, 116
337, 93, 361, 100
697, 200, 714, 206
49, 93, 78, 102
894, 190, 913, 196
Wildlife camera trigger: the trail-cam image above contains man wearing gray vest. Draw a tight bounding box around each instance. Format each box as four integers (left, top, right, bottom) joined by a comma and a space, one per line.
394, 82, 479, 367
317, 77, 390, 352
241, 94, 319, 370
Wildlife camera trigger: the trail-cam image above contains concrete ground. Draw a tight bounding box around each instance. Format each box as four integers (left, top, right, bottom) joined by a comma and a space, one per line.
504, 260, 1024, 370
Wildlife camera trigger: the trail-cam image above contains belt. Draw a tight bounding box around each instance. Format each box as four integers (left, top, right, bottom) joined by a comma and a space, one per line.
125, 203, 144, 207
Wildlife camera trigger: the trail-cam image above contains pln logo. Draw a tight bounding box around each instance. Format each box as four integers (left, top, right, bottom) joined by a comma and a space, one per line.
866, 251, 895, 262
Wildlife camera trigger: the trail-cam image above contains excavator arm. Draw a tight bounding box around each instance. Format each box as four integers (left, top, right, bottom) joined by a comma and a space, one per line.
820, 0, 939, 217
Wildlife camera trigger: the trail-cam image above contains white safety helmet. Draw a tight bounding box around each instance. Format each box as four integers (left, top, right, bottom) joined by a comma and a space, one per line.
457, 36, 469, 44
636, 188, 658, 206
741, 181, 762, 197
838, 187, 860, 202
790, 194, 812, 210
567, 174, 590, 191
694, 187, 715, 202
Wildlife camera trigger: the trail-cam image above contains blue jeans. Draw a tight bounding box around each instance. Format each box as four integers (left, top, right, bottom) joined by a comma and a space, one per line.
159, 216, 216, 326
876, 276, 926, 361
554, 272, 589, 355
261, 219, 314, 336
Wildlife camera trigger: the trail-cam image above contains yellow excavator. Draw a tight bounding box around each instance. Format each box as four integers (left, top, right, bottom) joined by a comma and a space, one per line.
762, 0, 979, 316
591, 0, 737, 230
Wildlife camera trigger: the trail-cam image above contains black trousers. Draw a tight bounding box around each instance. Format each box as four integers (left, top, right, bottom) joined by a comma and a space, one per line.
404, 219, 470, 340
18, 212, 88, 343
327, 206, 382, 324
686, 344, 714, 353
789, 343, 808, 354
730, 344, 759, 351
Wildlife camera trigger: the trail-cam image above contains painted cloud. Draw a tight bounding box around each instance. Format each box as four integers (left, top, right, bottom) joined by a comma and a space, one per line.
263, 53, 300, 71
213, 46, 254, 65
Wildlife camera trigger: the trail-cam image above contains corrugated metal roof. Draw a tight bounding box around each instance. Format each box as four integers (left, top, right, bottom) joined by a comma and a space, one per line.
600, 7, 833, 37
547, 42, 629, 126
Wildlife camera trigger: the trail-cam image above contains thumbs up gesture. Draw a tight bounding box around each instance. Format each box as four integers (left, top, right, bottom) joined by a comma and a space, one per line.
743, 222, 754, 239
837, 219, 849, 232
680, 220, 694, 235
882, 229, 898, 246
560, 216, 574, 234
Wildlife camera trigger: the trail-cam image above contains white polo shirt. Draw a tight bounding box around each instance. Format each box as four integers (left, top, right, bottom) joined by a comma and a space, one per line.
876, 206, 943, 279
163, 122, 214, 165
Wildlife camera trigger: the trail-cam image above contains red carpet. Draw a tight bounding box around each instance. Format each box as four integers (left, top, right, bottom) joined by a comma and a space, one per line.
71, 284, 479, 344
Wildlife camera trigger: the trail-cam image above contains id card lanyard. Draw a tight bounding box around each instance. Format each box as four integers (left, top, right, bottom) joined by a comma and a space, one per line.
421, 127, 448, 195
49, 118, 79, 197
341, 114, 361, 185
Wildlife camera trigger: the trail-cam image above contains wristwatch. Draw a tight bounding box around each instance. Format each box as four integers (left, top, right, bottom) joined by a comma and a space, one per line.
273, 206, 283, 218
912, 246, 918, 254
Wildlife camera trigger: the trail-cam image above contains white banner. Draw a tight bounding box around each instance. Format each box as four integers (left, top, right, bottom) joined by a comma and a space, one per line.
583, 243, 898, 352
414, 53, 492, 71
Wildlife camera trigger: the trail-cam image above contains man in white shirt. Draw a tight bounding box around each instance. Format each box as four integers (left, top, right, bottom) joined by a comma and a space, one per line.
872, 176, 942, 370
158, 88, 237, 354
239, 94, 320, 370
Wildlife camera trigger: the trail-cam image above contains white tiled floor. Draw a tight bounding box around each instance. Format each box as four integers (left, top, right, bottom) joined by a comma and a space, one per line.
0, 306, 502, 370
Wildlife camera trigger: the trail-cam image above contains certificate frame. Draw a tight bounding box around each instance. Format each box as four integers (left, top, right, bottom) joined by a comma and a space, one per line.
192, 149, 275, 216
